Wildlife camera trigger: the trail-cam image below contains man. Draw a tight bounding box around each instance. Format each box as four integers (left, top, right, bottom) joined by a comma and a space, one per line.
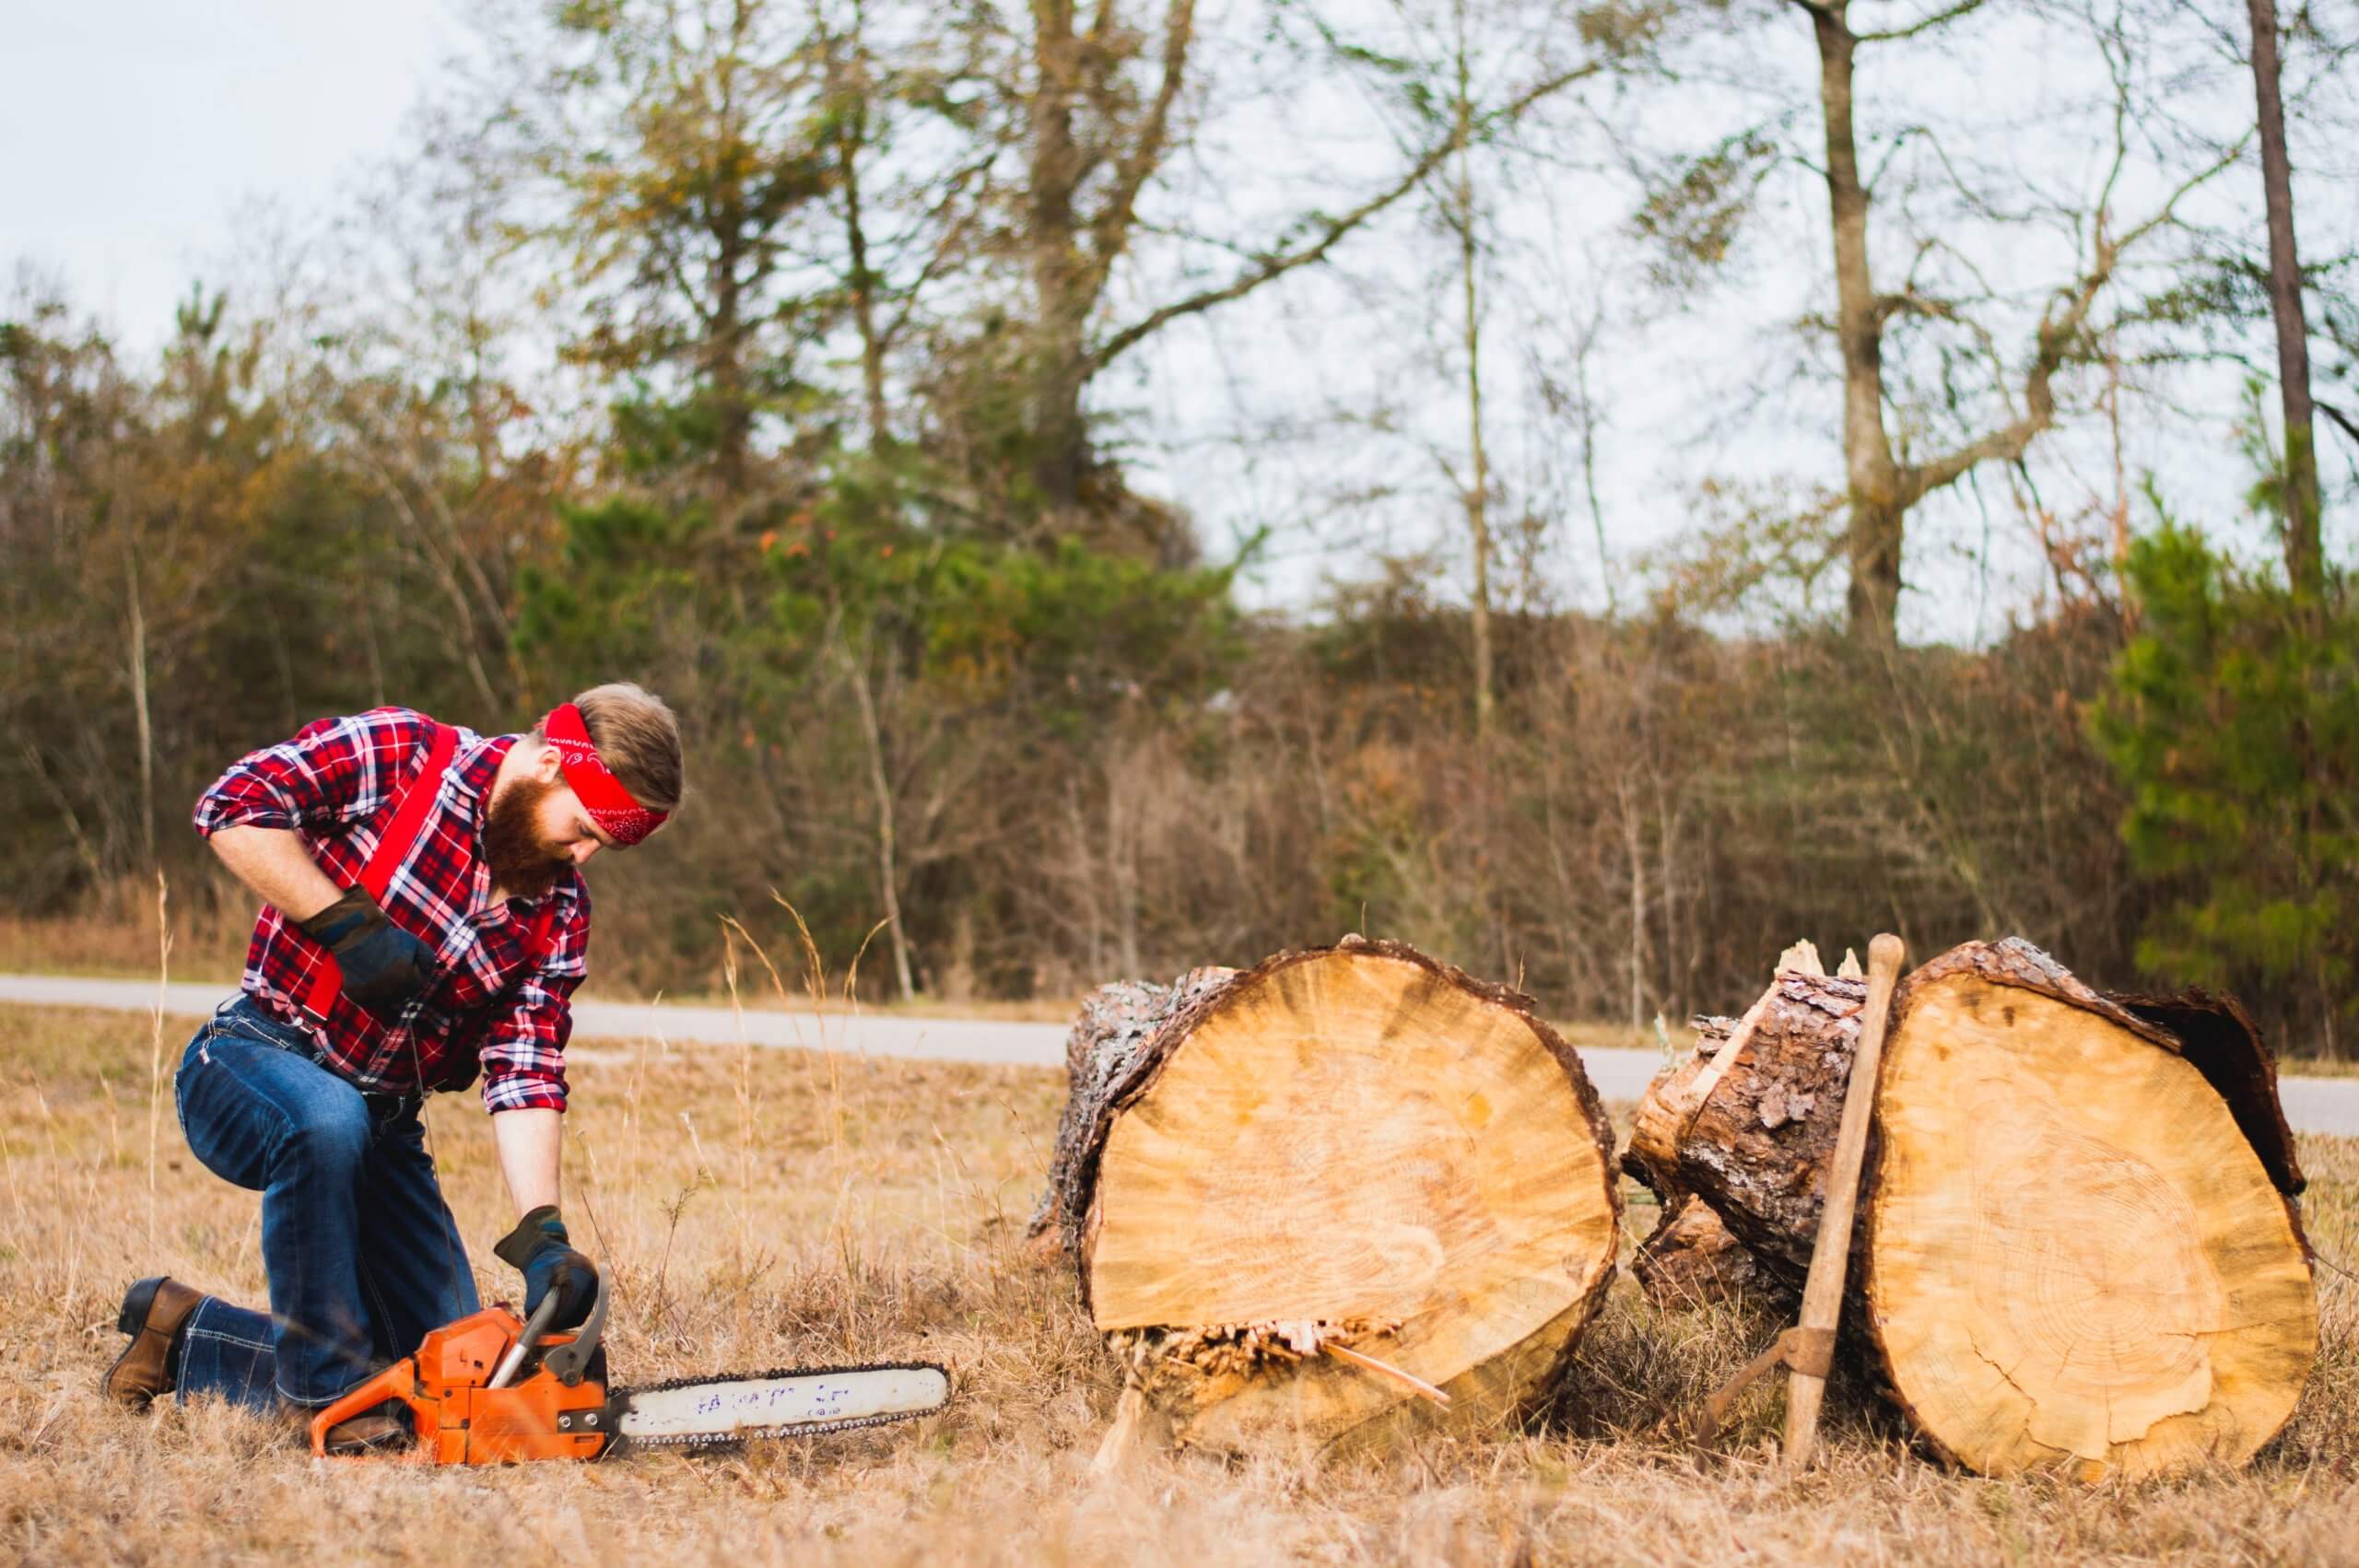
100, 683, 684, 1450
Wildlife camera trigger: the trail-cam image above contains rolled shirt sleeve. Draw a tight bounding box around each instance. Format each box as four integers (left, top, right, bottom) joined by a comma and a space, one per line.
478, 883, 591, 1114
194, 708, 431, 838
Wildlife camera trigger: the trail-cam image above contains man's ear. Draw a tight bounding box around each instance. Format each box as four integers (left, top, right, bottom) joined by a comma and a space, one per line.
534, 743, 565, 784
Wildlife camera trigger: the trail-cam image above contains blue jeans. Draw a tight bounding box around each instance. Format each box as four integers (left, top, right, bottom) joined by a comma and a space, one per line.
171, 996, 478, 1410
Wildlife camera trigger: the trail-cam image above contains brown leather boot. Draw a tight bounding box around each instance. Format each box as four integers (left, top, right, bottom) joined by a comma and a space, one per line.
102, 1276, 204, 1407
310, 1407, 413, 1455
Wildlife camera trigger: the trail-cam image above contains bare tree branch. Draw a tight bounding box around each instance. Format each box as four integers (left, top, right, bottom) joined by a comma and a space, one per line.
1088, 59, 1602, 371
1898, 138, 2247, 505
1080, 0, 1196, 300
1858, 0, 1988, 45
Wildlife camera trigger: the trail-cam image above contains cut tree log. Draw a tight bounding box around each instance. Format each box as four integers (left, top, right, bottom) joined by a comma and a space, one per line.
1866, 941, 2316, 1479
1626, 965, 1874, 1291
1636, 937, 2318, 1480
1033, 936, 1622, 1459
1623, 940, 1854, 1304
1631, 1194, 1786, 1308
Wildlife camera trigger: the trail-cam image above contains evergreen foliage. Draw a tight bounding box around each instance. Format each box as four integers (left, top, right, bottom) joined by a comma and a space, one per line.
2090, 523, 2358, 1047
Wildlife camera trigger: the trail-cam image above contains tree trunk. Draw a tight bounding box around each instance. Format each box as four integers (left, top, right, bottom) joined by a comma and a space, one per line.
843, 630, 917, 1000
1631, 937, 2317, 1479
125, 549, 156, 869
1451, 18, 1496, 736
2247, 0, 2322, 596
843, 130, 891, 451
1026, 0, 1090, 516
832, 2, 893, 452
1028, 322, 1090, 515
1632, 1194, 1787, 1308
1806, 3, 1906, 644
1033, 937, 1622, 1458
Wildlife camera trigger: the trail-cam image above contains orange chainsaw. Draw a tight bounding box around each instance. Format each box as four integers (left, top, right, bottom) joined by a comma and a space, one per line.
309, 1280, 950, 1463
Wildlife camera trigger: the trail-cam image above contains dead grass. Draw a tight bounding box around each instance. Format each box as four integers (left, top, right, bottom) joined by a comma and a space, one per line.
2280, 1058, 2359, 1081
1, 1000, 2353, 1566
0, 910, 249, 987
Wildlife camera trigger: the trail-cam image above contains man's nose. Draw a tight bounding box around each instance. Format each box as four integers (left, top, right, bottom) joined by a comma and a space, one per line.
571, 840, 600, 866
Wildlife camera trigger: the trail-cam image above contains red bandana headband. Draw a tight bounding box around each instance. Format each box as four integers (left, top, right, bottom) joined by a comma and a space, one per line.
544, 703, 668, 846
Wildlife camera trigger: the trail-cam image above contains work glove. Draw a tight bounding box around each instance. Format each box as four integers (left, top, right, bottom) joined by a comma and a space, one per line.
297, 887, 433, 1022
493, 1205, 600, 1331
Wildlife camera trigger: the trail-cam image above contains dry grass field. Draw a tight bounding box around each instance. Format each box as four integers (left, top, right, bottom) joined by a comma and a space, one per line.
2, 999, 2354, 1566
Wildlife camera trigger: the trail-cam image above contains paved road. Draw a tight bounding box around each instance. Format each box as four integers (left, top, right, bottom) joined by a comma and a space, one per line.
6, 974, 2356, 1137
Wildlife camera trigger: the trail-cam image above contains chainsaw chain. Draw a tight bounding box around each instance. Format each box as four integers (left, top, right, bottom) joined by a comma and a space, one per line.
604, 1360, 950, 1455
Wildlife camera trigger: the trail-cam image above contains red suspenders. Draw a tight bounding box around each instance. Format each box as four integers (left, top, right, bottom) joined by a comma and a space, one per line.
299, 722, 559, 1022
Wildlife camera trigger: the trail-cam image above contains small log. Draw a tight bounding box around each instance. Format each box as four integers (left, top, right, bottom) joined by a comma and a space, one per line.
1625, 962, 1870, 1293
1625, 938, 1828, 1210
1630, 1195, 1788, 1308
1038, 937, 1622, 1458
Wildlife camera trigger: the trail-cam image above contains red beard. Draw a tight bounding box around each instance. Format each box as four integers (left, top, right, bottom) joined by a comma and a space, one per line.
484, 776, 573, 900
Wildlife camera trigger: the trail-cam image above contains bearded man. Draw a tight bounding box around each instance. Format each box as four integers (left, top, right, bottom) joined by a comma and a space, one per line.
100, 684, 684, 1450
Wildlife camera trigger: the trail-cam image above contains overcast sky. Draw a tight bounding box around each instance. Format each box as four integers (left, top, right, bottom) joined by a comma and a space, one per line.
6, 1, 2342, 643
4, 1, 461, 335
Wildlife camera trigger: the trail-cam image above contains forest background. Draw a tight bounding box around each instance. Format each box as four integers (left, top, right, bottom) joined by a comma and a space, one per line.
6, 0, 2358, 1054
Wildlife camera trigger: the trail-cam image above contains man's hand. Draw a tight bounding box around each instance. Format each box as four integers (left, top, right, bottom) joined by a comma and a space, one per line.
493, 1205, 599, 1330
296, 888, 433, 1020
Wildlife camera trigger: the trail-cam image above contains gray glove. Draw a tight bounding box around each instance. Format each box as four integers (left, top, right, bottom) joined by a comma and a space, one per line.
298, 888, 433, 1020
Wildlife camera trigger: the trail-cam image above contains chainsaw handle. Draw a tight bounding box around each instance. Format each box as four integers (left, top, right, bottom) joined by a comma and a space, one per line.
488, 1291, 565, 1390
310, 1358, 428, 1458
541, 1269, 608, 1387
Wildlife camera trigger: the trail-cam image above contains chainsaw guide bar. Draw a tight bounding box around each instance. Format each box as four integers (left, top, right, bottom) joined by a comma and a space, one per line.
604, 1362, 954, 1452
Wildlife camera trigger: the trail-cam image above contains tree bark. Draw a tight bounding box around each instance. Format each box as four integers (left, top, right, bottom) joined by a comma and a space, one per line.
2247, 0, 2322, 595
828, 0, 893, 451
1033, 938, 1622, 1457
1803, 3, 1906, 644
124, 548, 156, 870
1451, 8, 1496, 736
843, 628, 916, 1000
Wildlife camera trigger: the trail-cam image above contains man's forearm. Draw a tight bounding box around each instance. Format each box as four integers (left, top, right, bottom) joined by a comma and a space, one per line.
208, 825, 345, 922
492, 1107, 564, 1214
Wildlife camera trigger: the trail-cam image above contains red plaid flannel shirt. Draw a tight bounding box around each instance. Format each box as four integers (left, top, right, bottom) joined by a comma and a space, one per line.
193, 708, 590, 1113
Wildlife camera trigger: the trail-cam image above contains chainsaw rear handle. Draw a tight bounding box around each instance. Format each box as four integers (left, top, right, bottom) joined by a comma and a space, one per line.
541, 1270, 608, 1386
489, 1273, 608, 1388
310, 1357, 433, 1458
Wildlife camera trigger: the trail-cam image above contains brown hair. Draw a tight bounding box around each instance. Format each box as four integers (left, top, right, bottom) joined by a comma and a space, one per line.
543, 681, 685, 813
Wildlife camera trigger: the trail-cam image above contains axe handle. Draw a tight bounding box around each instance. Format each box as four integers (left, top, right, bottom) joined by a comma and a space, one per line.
1780, 931, 1905, 1469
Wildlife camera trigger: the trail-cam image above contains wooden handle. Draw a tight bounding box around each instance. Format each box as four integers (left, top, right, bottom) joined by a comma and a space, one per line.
1780, 931, 1905, 1469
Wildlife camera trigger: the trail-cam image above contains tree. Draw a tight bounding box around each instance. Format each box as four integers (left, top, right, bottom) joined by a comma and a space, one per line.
2244, 0, 2322, 597
974, 0, 1606, 535
487, 0, 836, 509
1797, 0, 2241, 641
1641, 3, 2247, 643
2088, 519, 2357, 1050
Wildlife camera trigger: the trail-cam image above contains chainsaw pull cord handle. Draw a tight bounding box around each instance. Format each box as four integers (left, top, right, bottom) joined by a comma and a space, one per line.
488, 1292, 564, 1391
